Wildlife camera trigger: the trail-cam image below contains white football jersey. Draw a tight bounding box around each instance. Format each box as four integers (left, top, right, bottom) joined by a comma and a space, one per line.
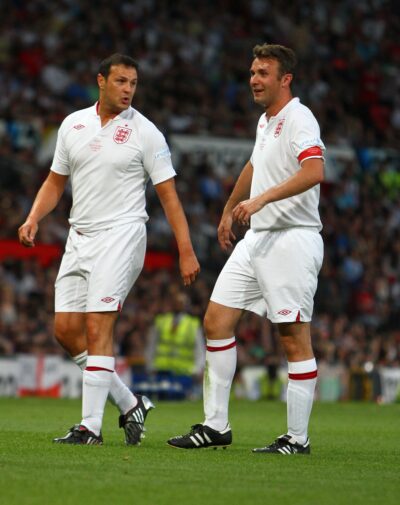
250, 97, 325, 231
51, 103, 176, 232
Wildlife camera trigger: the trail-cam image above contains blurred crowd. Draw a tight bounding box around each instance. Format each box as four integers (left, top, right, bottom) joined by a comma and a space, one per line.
1, 0, 400, 379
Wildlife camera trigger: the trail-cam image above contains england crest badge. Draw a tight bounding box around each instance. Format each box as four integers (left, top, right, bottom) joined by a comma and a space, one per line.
113, 126, 132, 144
274, 118, 285, 138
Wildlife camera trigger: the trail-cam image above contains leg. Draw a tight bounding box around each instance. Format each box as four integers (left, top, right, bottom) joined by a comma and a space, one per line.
53, 311, 116, 444
168, 236, 261, 449
202, 301, 242, 431
85, 311, 118, 356
55, 311, 140, 415
168, 301, 242, 449
78, 312, 118, 435
84, 312, 154, 445
54, 312, 86, 356
251, 228, 322, 454
278, 321, 317, 445
252, 321, 316, 455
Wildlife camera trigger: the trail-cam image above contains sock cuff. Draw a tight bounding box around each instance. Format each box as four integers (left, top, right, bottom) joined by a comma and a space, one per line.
288, 358, 317, 380
73, 350, 88, 370
206, 337, 236, 352
86, 355, 115, 372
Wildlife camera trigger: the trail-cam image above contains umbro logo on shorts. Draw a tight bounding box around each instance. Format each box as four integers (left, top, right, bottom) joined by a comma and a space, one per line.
277, 309, 292, 316
73, 124, 85, 129
101, 297, 115, 303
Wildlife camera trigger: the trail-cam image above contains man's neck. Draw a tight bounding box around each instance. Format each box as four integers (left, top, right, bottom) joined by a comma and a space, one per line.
97, 101, 121, 126
265, 94, 293, 120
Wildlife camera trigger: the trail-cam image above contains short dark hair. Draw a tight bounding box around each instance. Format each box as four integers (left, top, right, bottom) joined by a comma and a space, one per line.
253, 44, 297, 78
98, 53, 139, 78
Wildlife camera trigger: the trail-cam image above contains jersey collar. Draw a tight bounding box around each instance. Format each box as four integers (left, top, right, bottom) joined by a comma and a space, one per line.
93, 102, 133, 120
266, 97, 300, 123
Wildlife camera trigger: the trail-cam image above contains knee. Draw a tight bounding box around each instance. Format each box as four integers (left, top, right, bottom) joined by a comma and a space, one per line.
203, 310, 215, 337
280, 333, 313, 362
85, 318, 101, 346
203, 308, 231, 340
85, 313, 117, 350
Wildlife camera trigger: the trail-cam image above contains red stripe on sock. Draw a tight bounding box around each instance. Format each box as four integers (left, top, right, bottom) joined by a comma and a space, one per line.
288, 370, 318, 380
85, 366, 114, 373
206, 341, 236, 352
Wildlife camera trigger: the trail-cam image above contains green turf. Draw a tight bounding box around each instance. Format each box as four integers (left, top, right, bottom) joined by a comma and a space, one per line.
0, 398, 398, 505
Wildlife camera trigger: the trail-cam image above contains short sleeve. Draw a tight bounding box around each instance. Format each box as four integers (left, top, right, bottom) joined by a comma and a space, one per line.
290, 110, 325, 164
50, 120, 70, 176
142, 127, 176, 185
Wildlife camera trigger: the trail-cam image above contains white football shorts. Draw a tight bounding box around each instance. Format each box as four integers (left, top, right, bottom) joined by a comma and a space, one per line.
55, 222, 146, 312
211, 227, 323, 323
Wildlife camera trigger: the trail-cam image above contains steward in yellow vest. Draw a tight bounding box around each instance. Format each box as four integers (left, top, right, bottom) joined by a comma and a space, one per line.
153, 313, 201, 376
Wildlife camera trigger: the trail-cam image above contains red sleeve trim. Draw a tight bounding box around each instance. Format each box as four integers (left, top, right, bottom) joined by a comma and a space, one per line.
298, 146, 323, 163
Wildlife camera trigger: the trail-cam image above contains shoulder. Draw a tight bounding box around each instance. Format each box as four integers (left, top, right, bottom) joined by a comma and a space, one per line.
59, 105, 96, 131
131, 109, 169, 149
132, 108, 163, 135
288, 100, 319, 127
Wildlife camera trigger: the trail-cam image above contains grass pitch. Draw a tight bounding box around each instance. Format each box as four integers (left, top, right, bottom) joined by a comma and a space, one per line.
0, 398, 399, 505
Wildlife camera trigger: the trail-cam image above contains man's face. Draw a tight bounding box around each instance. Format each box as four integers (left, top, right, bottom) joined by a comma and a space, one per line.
250, 57, 285, 108
98, 64, 138, 113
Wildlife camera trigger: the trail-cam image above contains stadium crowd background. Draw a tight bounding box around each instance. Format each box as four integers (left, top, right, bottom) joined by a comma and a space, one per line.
0, 0, 399, 398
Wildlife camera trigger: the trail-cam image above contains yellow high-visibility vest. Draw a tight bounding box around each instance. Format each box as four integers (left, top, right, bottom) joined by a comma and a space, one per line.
154, 313, 200, 375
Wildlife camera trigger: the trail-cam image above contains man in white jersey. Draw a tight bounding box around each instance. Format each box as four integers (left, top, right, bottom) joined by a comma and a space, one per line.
18, 54, 200, 446
168, 44, 324, 454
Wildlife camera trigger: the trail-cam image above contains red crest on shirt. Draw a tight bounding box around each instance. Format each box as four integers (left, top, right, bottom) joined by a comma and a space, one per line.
113, 127, 132, 144
274, 119, 285, 137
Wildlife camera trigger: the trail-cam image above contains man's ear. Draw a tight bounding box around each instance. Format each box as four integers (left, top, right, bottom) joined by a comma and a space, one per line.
281, 73, 293, 89
97, 73, 105, 89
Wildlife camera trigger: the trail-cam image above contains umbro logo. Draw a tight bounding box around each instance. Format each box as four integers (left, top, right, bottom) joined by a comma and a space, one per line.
101, 297, 115, 303
73, 124, 85, 130
277, 309, 292, 316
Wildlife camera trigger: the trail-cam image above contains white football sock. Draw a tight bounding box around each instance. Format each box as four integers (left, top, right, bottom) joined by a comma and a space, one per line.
73, 350, 88, 371
73, 351, 137, 414
287, 358, 317, 445
203, 337, 236, 432
81, 355, 115, 436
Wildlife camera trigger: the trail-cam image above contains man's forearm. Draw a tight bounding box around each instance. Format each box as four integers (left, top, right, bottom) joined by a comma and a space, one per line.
27, 172, 67, 223
223, 160, 253, 213
259, 158, 324, 206
163, 199, 195, 254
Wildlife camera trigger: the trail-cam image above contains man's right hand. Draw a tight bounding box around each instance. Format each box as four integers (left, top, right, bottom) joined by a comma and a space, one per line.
217, 212, 236, 252
18, 219, 38, 247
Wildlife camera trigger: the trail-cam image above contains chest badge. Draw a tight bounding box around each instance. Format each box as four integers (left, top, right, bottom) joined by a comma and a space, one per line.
274, 118, 285, 137
113, 126, 132, 144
